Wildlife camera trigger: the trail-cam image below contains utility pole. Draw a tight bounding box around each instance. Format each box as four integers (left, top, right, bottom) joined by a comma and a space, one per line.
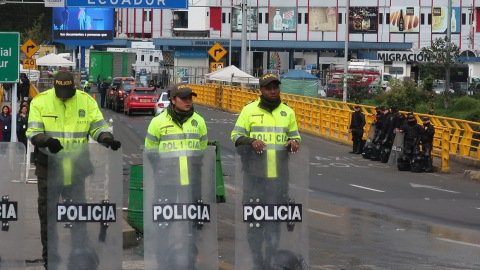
343, 0, 350, 102
445, 0, 452, 107
240, 0, 247, 71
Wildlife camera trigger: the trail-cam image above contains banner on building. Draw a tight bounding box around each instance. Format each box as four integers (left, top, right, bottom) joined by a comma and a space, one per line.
232, 7, 258, 32
432, 7, 460, 33
52, 5, 114, 46
349, 7, 378, 33
389, 7, 420, 33
309, 7, 337, 32
268, 7, 297, 32
269, 51, 289, 71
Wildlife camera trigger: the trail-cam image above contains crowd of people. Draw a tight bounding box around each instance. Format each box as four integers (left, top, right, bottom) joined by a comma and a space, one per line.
352, 105, 435, 173
0, 89, 30, 151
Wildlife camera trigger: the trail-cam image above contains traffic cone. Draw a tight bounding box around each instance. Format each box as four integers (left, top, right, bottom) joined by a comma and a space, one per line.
93, 94, 96, 100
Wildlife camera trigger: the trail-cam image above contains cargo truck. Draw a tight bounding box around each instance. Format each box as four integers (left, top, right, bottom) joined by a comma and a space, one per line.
88, 50, 136, 84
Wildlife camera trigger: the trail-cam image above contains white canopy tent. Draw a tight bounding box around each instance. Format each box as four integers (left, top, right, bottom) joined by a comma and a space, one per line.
36, 53, 75, 67
206, 65, 259, 84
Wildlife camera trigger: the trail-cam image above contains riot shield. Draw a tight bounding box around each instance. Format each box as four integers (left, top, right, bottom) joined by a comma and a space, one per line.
143, 147, 217, 270
388, 132, 405, 165
45, 144, 123, 270
235, 146, 310, 270
365, 123, 376, 144
0, 143, 26, 269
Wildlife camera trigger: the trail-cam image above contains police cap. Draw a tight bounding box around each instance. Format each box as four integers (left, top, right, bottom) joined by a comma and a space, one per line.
259, 73, 281, 87
169, 83, 197, 98
54, 71, 76, 98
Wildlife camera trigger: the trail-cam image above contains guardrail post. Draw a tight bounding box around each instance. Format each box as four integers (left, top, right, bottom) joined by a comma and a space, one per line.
441, 128, 451, 173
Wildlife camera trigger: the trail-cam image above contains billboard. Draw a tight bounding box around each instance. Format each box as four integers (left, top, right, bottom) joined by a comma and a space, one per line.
432, 7, 461, 33
52, 6, 113, 46
349, 7, 378, 33
268, 7, 297, 32
232, 7, 258, 32
389, 7, 420, 33
309, 7, 337, 32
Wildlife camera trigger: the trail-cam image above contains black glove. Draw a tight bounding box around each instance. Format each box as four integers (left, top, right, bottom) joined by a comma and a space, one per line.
103, 138, 121, 151
46, 138, 63, 154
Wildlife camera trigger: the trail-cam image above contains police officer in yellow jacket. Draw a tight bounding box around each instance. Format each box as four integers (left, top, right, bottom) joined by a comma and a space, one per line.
231, 73, 301, 270
26, 71, 121, 270
145, 83, 207, 269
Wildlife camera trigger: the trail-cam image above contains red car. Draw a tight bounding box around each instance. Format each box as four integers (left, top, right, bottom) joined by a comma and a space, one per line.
123, 87, 158, 116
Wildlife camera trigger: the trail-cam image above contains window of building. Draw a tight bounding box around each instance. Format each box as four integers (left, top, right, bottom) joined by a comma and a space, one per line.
386, 13, 390, 24
462, 13, 466, 25
173, 11, 188, 28
154, 57, 159, 62
421, 13, 425, 25
265, 13, 268, 23
338, 13, 342, 24
141, 55, 144, 61
427, 13, 432, 25
379, 13, 383, 24
298, 13, 302, 24
144, 11, 151, 22
150, 55, 153, 62
222, 13, 226, 23
229, 13, 231, 23
259, 13, 262, 24
389, 66, 404, 75
304, 13, 308, 24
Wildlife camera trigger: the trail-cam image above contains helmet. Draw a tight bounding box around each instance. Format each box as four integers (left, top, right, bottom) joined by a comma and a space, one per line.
380, 147, 391, 163
67, 247, 99, 270
410, 155, 424, 173
397, 155, 411, 171
370, 144, 382, 161
362, 144, 373, 159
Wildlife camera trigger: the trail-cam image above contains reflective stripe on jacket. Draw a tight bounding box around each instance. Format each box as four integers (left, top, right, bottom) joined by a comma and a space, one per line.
26, 89, 111, 185
231, 98, 301, 178
145, 111, 208, 185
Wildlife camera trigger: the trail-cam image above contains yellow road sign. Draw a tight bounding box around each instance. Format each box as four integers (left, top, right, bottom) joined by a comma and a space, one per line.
210, 62, 224, 73
21, 39, 39, 58
208, 42, 227, 62
23, 58, 36, 69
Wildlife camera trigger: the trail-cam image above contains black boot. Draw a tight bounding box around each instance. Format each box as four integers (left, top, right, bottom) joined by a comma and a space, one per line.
424, 157, 434, 173
355, 140, 364, 154
349, 142, 357, 154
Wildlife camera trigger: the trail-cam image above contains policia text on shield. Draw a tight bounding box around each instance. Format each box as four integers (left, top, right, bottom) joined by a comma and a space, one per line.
26, 71, 121, 270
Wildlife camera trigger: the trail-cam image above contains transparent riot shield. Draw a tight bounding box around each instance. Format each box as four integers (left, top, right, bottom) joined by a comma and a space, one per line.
365, 123, 376, 145
388, 132, 405, 166
235, 146, 310, 270
45, 144, 123, 270
0, 143, 26, 269
143, 147, 217, 270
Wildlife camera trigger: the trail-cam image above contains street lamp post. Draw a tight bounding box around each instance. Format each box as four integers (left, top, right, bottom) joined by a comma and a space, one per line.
240, 0, 247, 71
343, 0, 350, 102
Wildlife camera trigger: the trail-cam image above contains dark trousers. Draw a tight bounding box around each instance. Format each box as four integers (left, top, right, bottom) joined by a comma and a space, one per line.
99, 91, 106, 108
17, 132, 27, 152
1, 132, 11, 142
243, 175, 288, 270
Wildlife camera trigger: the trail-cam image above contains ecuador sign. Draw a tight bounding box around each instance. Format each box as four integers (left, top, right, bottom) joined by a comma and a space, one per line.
0, 32, 20, 83
67, 0, 188, 8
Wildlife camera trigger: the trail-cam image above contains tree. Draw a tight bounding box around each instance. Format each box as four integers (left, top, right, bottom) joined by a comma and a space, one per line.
420, 37, 463, 108
22, 13, 51, 46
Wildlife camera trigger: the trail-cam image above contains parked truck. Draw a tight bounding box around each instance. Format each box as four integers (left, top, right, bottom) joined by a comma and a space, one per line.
88, 50, 136, 84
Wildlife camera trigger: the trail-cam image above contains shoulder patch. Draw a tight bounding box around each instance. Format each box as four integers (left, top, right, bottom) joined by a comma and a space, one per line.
244, 99, 256, 107
390, 116, 393, 121
282, 102, 291, 108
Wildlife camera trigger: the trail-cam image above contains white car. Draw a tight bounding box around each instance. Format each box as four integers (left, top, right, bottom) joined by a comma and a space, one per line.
154, 92, 170, 115
433, 82, 455, 95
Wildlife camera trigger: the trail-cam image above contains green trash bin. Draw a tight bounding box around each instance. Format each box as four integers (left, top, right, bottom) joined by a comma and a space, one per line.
127, 164, 144, 233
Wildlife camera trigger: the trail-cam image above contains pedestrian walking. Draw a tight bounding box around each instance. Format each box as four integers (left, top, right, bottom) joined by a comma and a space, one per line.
421, 116, 435, 173
3, 83, 12, 102
99, 78, 108, 108
348, 105, 366, 154
21, 74, 30, 101
17, 105, 28, 151
26, 71, 121, 270
0, 105, 12, 141
230, 73, 301, 270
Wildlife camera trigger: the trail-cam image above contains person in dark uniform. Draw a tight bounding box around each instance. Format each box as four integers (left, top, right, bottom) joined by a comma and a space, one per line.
421, 116, 435, 172
380, 107, 395, 148
99, 79, 108, 108
391, 105, 405, 142
372, 106, 384, 144
397, 113, 424, 158
348, 105, 365, 154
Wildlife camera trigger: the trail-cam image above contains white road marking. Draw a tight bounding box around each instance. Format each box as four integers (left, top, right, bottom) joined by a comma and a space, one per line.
318, 174, 322, 175
437, 238, 480, 248
410, 183, 460, 193
349, 184, 385, 193
308, 209, 341, 218
476, 207, 480, 210
127, 124, 133, 129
